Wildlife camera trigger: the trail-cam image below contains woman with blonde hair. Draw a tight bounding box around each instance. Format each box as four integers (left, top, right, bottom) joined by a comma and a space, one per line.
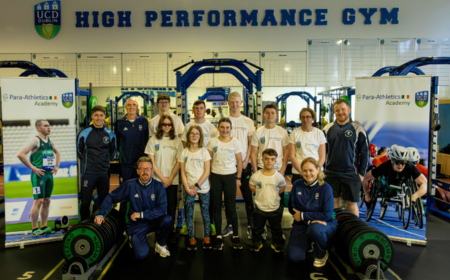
286, 157, 338, 267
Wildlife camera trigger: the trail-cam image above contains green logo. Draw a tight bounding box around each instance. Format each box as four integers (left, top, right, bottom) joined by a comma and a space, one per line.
34, 1, 61, 40
3, 93, 8, 102
415, 91, 428, 108
61, 92, 73, 108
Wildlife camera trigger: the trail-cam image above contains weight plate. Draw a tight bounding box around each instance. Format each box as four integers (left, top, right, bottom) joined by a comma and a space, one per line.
63, 224, 105, 265
106, 103, 110, 118
340, 95, 350, 103
88, 96, 98, 114
105, 216, 118, 240
144, 103, 149, 118
348, 231, 394, 271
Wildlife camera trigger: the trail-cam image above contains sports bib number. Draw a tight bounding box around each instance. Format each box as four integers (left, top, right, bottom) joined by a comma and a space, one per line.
33, 187, 41, 195
42, 150, 55, 170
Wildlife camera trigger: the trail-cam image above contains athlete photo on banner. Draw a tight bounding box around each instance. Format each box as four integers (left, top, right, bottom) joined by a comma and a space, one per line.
355, 75, 431, 245
1, 77, 78, 247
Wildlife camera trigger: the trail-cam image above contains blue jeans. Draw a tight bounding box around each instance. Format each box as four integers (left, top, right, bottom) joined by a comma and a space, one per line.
185, 192, 210, 238
129, 215, 172, 260
286, 220, 338, 262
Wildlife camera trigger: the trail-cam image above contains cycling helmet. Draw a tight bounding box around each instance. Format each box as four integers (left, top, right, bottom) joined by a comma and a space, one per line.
388, 144, 409, 161
407, 147, 421, 163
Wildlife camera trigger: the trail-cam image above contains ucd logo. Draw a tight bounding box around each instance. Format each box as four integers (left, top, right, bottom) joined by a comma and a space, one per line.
213, 146, 218, 153
34, 1, 61, 40
155, 144, 160, 151
62, 92, 73, 108
260, 137, 265, 144
415, 91, 428, 108
296, 141, 301, 149
257, 182, 262, 189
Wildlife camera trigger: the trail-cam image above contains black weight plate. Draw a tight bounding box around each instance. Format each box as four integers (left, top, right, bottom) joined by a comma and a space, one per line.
62, 224, 105, 266
107, 211, 123, 235
92, 222, 111, 251
348, 230, 394, 271
105, 216, 118, 241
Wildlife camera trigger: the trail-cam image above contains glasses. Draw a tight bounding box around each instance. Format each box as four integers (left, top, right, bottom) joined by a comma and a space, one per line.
138, 168, 153, 172
162, 123, 172, 127
393, 160, 407, 166
300, 116, 313, 120
159, 101, 170, 105
190, 133, 200, 136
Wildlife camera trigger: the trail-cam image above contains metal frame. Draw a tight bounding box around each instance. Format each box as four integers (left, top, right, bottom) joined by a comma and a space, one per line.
198, 91, 229, 102
275, 91, 322, 128
175, 59, 263, 125
109, 91, 154, 131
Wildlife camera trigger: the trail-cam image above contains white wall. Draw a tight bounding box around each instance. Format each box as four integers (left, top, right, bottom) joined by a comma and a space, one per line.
1, 0, 450, 53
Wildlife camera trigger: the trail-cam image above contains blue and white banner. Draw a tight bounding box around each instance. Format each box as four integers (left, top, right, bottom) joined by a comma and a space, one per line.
355, 75, 430, 245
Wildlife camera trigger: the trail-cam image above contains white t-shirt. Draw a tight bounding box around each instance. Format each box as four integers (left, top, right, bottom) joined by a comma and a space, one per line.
181, 120, 218, 148
250, 170, 286, 212
227, 115, 255, 161
251, 126, 289, 170
178, 147, 211, 193
207, 137, 242, 175
145, 136, 183, 185
149, 113, 185, 137
289, 127, 327, 174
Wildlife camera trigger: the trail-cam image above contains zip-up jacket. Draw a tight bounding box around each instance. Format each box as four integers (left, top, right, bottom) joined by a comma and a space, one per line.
115, 115, 149, 168
323, 120, 369, 176
77, 125, 117, 174
97, 178, 167, 235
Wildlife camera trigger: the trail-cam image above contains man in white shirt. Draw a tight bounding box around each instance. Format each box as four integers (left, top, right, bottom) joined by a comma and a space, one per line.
221, 92, 256, 239
181, 100, 217, 148
148, 93, 185, 138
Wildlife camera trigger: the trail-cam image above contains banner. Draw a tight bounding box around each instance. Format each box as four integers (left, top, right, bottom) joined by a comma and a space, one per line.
355, 75, 430, 245
1, 77, 78, 246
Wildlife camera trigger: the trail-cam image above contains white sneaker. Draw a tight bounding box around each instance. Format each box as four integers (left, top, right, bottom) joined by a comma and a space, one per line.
155, 243, 171, 258
313, 250, 328, 267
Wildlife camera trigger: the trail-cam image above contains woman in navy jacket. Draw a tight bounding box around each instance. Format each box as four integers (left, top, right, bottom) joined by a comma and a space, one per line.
287, 157, 338, 267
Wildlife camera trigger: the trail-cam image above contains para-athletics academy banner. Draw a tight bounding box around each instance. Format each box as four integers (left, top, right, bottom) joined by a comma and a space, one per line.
1, 77, 78, 246
355, 75, 431, 245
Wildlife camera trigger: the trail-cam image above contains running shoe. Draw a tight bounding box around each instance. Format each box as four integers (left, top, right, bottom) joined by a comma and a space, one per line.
271, 243, 284, 253
214, 237, 224, 250
42, 227, 55, 234
203, 237, 212, 250
187, 238, 197, 251
313, 251, 329, 267
251, 241, 263, 252
155, 243, 171, 258
221, 224, 233, 237
232, 237, 243, 250
32, 228, 45, 236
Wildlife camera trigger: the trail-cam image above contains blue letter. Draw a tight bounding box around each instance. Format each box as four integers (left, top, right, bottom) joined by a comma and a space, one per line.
161, 11, 173, 27
193, 10, 204, 26
176, 10, 189, 27
342, 9, 355, 25
359, 8, 377, 25
299, 9, 312, 25
315, 9, 327, 25
118, 11, 131, 27
380, 8, 399, 24
261, 10, 278, 26
145, 11, 157, 27
280, 9, 296, 26
224, 10, 237, 26
208, 10, 220, 26
92, 11, 99, 27
75, 11, 89, 28
240, 10, 258, 26
102, 11, 114, 27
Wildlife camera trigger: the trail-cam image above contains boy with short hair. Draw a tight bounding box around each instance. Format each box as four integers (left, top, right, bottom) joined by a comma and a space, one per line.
249, 148, 286, 252
149, 93, 184, 138
181, 100, 217, 148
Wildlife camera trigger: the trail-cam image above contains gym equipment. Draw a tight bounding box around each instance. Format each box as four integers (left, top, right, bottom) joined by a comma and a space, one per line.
275, 91, 323, 128
317, 86, 355, 122
333, 208, 395, 275
55, 215, 70, 231
174, 59, 263, 127
109, 91, 154, 132
62, 209, 125, 280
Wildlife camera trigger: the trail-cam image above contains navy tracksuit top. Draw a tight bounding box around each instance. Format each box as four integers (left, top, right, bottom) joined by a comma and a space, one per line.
114, 115, 149, 168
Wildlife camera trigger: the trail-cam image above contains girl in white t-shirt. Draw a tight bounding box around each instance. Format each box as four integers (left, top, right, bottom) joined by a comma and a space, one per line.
207, 118, 243, 250
289, 108, 326, 184
179, 125, 212, 250
145, 114, 183, 244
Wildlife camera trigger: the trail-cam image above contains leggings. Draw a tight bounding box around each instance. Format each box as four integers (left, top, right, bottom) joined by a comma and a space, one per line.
166, 184, 178, 229
184, 192, 211, 238
210, 173, 239, 237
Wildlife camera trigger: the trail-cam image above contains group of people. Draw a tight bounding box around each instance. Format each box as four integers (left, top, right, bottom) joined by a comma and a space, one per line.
68, 91, 428, 267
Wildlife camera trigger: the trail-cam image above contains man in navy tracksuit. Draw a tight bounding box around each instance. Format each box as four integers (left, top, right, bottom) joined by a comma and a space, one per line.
77, 105, 117, 221
95, 157, 172, 259
115, 97, 149, 183
322, 99, 369, 216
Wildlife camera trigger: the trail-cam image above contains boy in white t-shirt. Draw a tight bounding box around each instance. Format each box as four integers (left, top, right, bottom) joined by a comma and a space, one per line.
149, 93, 185, 138
181, 100, 217, 148
249, 148, 286, 253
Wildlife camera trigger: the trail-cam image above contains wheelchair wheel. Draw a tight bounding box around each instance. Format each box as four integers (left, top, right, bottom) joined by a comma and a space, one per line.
402, 185, 412, 230
379, 198, 387, 220
360, 185, 366, 208
366, 180, 378, 222
397, 203, 402, 220
412, 198, 424, 229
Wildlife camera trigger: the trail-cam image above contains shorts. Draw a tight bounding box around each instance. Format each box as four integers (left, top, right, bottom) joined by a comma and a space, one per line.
31, 172, 54, 200
325, 174, 361, 202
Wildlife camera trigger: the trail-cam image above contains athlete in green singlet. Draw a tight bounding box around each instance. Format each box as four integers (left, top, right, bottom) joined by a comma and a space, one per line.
17, 119, 61, 236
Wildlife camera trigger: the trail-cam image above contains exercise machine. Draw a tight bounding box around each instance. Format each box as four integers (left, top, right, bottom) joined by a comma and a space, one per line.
275, 91, 323, 129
